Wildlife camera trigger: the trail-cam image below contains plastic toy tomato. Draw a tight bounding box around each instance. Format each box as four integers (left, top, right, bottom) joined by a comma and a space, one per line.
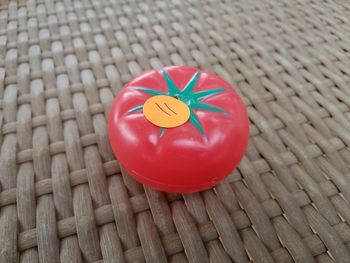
108, 66, 249, 193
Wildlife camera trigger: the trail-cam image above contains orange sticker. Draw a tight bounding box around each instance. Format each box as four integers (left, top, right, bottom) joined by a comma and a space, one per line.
143, 95, 190, 128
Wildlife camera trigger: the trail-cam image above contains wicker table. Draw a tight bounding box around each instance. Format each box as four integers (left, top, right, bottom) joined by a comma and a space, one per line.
1, 0, 350, 262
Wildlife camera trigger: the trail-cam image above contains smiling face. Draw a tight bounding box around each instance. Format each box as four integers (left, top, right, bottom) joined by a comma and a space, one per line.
143, 95, 190, 128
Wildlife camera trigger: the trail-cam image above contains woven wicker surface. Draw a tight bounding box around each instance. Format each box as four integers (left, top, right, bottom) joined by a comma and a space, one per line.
1, 0, 350, 262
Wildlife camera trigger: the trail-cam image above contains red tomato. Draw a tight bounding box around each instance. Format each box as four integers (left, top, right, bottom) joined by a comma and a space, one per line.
108, 66, 249, 193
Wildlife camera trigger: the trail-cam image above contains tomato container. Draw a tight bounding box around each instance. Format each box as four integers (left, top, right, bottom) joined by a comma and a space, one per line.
108, 66, 249, 193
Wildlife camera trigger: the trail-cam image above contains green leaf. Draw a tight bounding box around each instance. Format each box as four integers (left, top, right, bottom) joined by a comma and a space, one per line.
161, 70, 180, 95
189, 108, 205, 135
191, 101, 227, 114
160, 128, 165, 136
182, 71, 200, 95
132, 87, 165, 96
192, 88, 226, 100
128, 105, 143, 113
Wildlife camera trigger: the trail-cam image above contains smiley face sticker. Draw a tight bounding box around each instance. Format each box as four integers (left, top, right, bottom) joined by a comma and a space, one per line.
143, 95, 190, 128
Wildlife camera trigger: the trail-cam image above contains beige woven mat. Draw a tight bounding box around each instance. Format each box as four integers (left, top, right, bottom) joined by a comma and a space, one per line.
1, 0, 350, 262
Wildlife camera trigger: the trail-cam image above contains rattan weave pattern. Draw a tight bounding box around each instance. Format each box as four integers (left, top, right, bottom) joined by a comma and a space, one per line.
1, 0, 350, 262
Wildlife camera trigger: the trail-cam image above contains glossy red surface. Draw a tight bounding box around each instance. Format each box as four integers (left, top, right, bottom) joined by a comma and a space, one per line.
108, 66, 249, 192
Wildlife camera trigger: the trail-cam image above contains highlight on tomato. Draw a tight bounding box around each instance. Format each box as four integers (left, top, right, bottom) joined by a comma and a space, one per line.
108, 66, 249, 193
